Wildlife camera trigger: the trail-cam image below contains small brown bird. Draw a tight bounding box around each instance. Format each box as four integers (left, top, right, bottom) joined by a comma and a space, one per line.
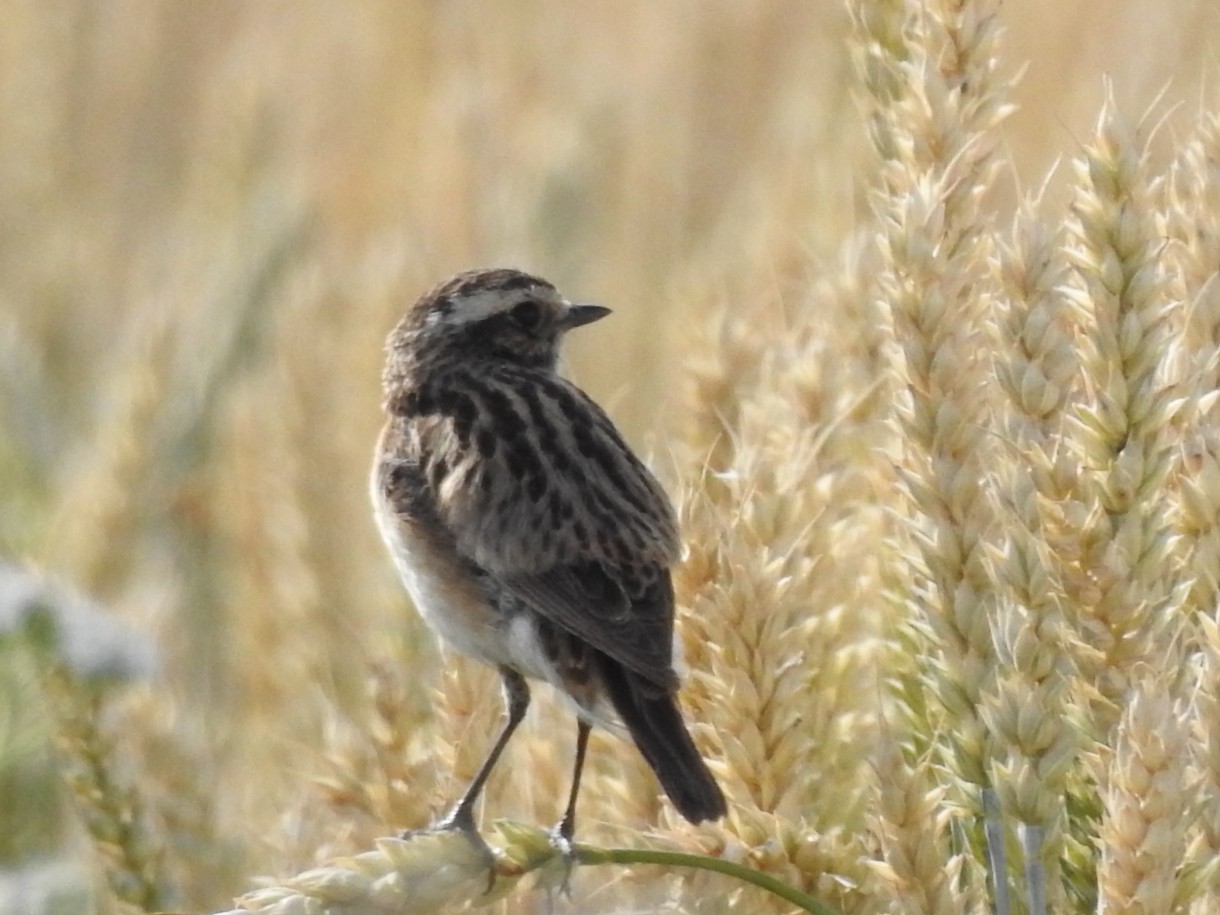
371, 267, 726, 857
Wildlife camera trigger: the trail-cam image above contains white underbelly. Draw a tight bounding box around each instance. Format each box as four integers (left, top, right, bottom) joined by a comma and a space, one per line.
372, 496, 501, 663
373, 496, 555, 682
371, 485, 619, 727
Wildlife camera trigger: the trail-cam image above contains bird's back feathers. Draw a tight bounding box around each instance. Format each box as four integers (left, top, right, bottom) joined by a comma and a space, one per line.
392, 362, 682, 686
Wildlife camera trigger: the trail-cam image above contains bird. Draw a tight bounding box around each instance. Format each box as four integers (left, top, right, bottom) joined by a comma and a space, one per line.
370, 267, 726, 863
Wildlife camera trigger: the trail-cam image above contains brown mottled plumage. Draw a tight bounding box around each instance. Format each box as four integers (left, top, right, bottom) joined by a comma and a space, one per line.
371, 268, 725, 859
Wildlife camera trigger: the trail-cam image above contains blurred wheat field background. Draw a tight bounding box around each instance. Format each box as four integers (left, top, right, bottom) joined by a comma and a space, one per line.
4, 0, 1220, 913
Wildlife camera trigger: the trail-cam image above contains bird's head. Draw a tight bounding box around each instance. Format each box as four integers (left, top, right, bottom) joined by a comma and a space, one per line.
387, 268, 610, 378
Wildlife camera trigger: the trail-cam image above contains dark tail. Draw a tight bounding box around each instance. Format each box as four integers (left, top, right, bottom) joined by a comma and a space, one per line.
596, 657, 727, 823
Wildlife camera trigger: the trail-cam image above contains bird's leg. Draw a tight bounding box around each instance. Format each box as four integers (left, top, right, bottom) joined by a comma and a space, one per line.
549, 718, 591, 897
436, 667, 530, 831
414, 667, 530, 889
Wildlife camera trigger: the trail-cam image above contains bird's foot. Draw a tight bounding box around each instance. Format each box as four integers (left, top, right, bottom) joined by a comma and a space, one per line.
547, 821, 579, 899
400, 806, 499, 893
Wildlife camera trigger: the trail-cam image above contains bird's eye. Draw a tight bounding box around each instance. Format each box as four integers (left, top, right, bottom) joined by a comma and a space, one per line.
510, 300, 543, 331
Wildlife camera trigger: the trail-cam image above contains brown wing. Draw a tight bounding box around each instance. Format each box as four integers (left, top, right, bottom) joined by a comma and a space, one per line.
405, 365, 681, 686
501, 561, 679, 688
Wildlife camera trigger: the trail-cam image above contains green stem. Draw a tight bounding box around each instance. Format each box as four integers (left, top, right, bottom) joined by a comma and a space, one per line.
575, 844, 841, 915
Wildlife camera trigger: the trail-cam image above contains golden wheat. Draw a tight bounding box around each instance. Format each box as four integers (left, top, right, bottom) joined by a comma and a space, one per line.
6, 1, 1220, 914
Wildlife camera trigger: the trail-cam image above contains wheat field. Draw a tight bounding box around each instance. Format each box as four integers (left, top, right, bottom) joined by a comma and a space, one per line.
4, 1, 1220, 913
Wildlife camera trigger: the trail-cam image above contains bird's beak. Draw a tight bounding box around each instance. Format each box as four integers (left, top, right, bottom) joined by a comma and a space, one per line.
559, 303, 612, 330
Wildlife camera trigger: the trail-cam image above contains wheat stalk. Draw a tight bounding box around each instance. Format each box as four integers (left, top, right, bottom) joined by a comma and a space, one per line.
1058, 95, 1185, 739
979, 192, 1082, 909
1097, 663, 1198, 913
851, 0, 1011, 832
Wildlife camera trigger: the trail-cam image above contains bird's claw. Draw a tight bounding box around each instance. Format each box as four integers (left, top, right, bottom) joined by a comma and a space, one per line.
547, 822, 578, 899
399, 809, 500, 893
